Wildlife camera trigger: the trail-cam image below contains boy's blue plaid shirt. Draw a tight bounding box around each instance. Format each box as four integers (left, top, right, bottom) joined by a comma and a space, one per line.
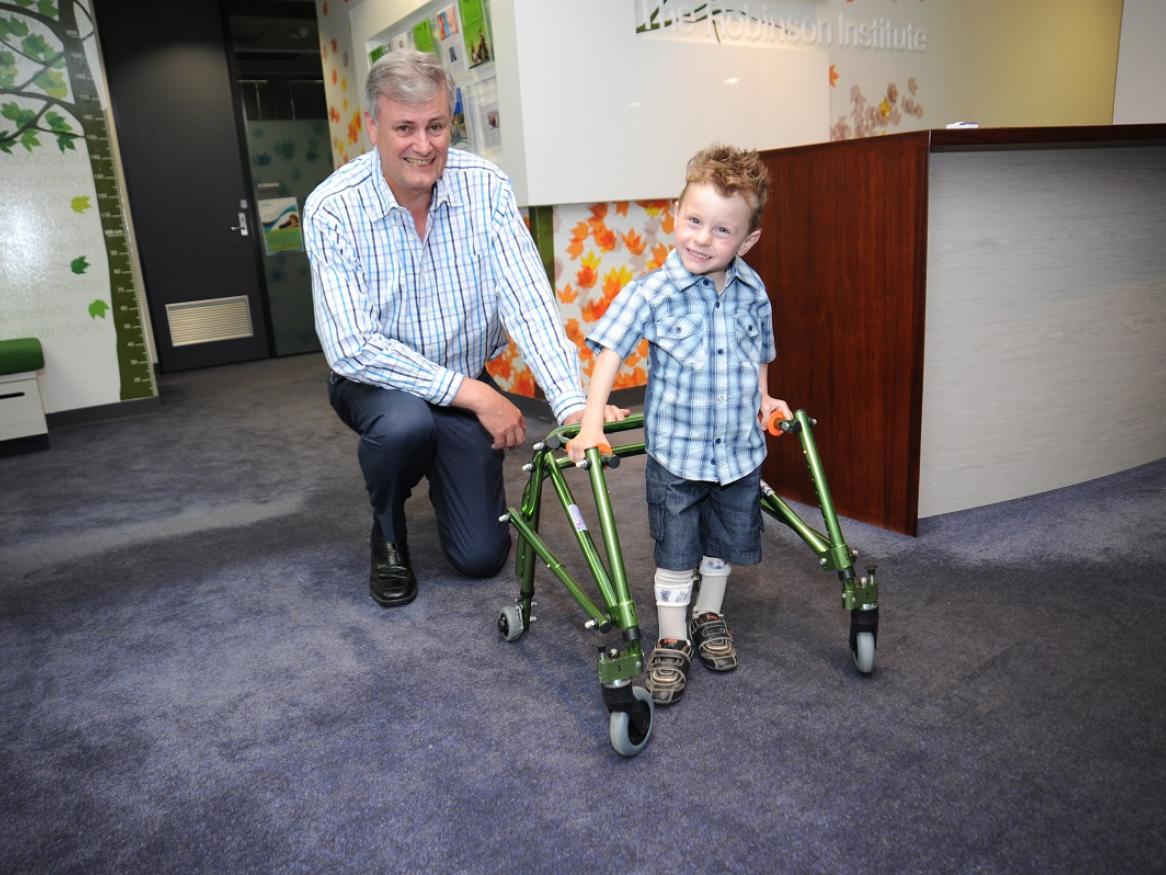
303, 148, 586, 421
587, 250, 776, 484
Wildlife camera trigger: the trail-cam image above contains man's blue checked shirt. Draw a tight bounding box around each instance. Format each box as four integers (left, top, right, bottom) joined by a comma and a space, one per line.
587, 250, 776, 484
303, 148, 586, 422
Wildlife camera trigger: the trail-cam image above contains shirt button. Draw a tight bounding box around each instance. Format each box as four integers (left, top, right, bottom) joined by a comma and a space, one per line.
717, 348, 724, 355
715, 438, 722, 444
714, 302, 720, 308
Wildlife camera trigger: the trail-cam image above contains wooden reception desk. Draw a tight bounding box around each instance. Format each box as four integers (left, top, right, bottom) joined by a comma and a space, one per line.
750, 125, 1166, 535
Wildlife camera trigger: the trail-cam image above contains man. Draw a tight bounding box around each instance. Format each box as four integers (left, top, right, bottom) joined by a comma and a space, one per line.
304, 50, 623, 607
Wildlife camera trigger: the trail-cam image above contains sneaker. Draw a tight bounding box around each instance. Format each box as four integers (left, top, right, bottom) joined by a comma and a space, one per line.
645, 638, 693, 705
689, 611, 738, 671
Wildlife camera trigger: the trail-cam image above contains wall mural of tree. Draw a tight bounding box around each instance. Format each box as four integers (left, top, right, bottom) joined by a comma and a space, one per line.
0, 0, 155, 401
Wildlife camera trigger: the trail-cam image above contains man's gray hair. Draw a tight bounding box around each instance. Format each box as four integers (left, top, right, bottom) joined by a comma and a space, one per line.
365, 49, 455, 116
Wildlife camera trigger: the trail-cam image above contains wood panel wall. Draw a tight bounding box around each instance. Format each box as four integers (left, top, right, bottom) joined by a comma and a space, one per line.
748, 133, 931, 535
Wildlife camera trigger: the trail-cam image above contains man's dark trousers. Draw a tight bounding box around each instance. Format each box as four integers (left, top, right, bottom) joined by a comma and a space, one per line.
328, 374, 511, 578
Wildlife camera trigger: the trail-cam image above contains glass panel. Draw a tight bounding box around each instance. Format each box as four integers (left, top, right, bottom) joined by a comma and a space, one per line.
228, 0, 331, 356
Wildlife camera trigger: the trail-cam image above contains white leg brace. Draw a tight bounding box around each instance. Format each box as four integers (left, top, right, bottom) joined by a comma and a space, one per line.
693, 555, 731, 616
654, 567, 694, 641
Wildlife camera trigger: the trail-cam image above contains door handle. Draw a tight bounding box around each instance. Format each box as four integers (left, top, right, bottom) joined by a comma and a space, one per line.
229, 212, 249, 236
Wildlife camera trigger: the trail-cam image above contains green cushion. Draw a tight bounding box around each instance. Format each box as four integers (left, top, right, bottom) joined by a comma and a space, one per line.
0, 337, 44, 375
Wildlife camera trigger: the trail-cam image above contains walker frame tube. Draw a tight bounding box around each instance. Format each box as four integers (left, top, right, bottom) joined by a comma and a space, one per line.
501, 410, 878, 753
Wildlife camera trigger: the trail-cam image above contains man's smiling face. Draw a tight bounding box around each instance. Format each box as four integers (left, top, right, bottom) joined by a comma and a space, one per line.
365, 92, 452, 205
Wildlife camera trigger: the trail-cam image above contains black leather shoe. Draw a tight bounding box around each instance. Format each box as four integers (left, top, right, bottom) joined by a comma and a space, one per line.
369, 533, 418, 607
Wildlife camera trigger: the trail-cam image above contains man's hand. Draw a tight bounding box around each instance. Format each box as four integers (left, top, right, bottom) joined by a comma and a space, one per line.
453, 378, 527, 449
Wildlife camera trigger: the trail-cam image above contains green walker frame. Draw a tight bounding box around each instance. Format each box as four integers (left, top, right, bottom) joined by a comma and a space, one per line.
497, 410, 879, 757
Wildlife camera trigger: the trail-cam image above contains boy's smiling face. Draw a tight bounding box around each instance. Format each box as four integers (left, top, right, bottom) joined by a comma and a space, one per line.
672, 182, 761, 290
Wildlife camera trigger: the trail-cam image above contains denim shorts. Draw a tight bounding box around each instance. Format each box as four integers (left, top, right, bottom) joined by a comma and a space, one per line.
644, 455, 762, 571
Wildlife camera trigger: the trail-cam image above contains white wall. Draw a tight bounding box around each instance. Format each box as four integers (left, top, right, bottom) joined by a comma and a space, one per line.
348, 0, 827, 205
1113, 0, 1166, 123
506, 0, 826, 205
919, 147, 1166, 517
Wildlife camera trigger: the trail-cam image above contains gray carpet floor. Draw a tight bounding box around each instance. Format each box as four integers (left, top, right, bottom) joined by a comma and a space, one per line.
2, 352, 1164, 874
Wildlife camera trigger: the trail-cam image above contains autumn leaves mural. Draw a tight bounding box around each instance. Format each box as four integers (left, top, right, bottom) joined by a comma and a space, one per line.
486, 198, 682, 397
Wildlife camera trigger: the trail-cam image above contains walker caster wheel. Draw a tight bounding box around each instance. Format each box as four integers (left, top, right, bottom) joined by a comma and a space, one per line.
609, 686, 654, 757
849, 607, 878, 675
852, 632, 875, 674
497, 604, 525, 642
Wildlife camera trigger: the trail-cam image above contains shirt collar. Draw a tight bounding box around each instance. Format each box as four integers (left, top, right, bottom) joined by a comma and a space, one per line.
364, 150, 463, 221
662, 249, 761, 293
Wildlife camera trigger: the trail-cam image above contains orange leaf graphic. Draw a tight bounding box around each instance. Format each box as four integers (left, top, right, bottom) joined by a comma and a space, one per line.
566, 237, 585, 259
581, 295, 610, 323
516, 369, 536, 396
829, 64, 839, 87
571, 221, 590, 240
594, 225, 617, 252
576, 264, 597, 289
558, 283, 577, 304
621, 229, 646, 256
588, 204, 608, 223
602, 266, 633, 299
635, 199, 669, 215
615, 202, 629, 216
660, 211, 675, 234
648, 244, 670, 270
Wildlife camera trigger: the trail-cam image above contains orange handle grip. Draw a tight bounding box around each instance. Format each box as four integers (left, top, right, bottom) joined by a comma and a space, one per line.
565, 437, 612, 455
766, 410, 787, 436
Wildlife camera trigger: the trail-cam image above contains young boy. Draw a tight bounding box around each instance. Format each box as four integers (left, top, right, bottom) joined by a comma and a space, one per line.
567, 144, 791, 706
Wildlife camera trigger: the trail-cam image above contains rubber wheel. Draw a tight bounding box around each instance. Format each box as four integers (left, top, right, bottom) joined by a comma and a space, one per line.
609, 686, 654, 757
497, 604, 524, 642
852, 631, 875, 674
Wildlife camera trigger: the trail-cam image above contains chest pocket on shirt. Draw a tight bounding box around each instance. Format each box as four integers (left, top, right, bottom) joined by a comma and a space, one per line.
736, 315, 762, 361
657, 314, 705, 368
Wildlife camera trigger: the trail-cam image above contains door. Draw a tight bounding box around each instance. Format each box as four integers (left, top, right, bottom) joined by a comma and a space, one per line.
93, 0, 271, 372
227, 0, 329, 357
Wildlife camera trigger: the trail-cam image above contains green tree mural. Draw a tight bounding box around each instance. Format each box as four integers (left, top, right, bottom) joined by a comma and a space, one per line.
0, 0, 154, 400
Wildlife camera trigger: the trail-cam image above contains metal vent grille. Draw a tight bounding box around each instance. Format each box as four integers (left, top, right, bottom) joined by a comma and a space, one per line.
165, 296, 254, 347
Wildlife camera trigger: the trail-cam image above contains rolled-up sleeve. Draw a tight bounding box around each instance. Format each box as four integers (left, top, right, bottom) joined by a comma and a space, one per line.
490, 183, 585, 421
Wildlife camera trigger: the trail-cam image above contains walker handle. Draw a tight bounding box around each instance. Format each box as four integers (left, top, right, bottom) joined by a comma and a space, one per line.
766, 410, 788, 436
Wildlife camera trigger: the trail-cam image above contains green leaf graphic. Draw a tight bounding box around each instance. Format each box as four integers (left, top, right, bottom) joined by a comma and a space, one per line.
0, 52, 15, 89
1, 16, 31, 38
22, 33, 52, 63
70, 255, 89, 274
45, 110, 71, 132
88, 299, 110, 319
70, 195, 90, 213
32, 67, 67, 98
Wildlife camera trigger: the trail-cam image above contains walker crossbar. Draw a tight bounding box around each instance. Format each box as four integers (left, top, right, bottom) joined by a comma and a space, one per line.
498, 410, 879, 757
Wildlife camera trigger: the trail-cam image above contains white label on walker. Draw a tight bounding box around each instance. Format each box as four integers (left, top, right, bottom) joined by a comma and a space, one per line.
567, 504, 588, 532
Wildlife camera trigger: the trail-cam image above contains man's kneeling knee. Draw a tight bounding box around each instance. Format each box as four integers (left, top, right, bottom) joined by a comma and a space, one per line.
447, 533, 511, 579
